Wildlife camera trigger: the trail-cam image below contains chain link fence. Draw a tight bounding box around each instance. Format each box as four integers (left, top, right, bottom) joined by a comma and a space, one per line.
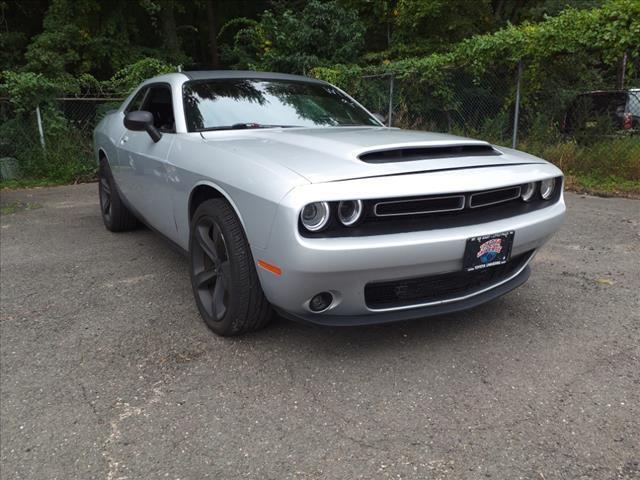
355, 60, 640, 185
0, 97, 123, 182
1, 66, 639, 184
54, 97, 124, 137
359, 66, 640, 142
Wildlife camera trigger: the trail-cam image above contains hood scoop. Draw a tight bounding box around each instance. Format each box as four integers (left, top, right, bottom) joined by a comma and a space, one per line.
359, 143, 501, 164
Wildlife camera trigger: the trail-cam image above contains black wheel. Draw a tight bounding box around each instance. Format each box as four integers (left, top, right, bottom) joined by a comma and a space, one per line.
190, 199, 272, 336
98, 158, 138, 232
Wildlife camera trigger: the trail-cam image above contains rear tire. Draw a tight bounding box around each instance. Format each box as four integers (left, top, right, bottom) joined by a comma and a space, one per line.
98, 158, 139, 232
190, 199, 272, 336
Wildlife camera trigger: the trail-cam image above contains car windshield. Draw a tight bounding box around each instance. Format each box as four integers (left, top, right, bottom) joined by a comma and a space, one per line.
182, 78, 380, 132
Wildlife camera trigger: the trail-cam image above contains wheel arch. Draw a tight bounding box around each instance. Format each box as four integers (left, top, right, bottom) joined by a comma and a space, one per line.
188, 181, 247, 233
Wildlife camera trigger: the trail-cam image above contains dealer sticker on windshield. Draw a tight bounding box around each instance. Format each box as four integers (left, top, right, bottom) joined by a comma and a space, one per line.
463, 231, 515, 272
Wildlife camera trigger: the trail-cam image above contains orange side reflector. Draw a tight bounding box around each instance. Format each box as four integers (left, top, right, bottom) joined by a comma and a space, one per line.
257, 260, 282, 276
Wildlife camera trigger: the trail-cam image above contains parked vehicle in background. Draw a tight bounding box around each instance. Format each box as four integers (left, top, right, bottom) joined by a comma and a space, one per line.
93, 71, 565, 336
561, 89, 640, 133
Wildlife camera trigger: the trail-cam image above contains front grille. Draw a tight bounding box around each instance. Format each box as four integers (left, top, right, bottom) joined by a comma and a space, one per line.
469, 186, 521, 208
364, 251, 532, 309
374, 195, 464, 216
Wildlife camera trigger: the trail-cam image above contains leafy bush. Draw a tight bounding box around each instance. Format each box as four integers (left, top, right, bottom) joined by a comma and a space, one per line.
0, 106, 95, 184
108, 58, 178, 95
0, 71, 59, 112
531, 137, 640, 181
0, 56, 177, 185
312, 0, 639, 127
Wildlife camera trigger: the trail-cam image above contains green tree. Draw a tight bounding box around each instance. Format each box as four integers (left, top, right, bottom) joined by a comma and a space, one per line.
339, 0, 398, 52
222, 0, 366, 74
22, 0, 177, 81
393, 0, 495, 54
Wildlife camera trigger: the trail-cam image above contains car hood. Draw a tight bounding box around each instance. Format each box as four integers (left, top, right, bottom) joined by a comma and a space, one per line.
201, 127, 548, 184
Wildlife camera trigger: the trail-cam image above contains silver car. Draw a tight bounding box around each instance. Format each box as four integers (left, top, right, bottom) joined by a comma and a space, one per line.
93, 71, 565, 336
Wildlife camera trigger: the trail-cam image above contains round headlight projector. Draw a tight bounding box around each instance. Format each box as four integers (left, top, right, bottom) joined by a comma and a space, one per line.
521, 182, 536, 202
338, 200, 363, 226
540, 178, 556, 200
301, 201, 330, 231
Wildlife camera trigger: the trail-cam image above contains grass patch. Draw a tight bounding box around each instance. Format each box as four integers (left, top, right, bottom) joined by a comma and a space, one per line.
565, 173, 640, 197
0, 178, 75, 190
0, 200, 42, 215
518, 136, 640, 197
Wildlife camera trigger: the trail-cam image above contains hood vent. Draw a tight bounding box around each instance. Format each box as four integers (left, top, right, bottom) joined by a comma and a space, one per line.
359, 144, 500, 164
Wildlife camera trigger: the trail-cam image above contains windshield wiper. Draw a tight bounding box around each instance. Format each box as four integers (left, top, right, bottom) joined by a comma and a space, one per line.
197, 123, 300, 132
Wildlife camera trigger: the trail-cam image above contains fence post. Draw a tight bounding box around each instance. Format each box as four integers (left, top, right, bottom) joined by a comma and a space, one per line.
512, 60, 523, 149
35, 105, 46, 151
388, 75, 394, 127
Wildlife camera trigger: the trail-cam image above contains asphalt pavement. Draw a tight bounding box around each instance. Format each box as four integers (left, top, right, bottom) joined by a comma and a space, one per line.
1, 184, 639, 479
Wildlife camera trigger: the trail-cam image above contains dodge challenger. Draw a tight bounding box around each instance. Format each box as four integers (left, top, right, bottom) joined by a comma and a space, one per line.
93, 71, 565, 336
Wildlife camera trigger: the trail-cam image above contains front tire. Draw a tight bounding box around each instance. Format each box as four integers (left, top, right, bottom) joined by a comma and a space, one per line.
189, 199, 272, 336
98, 159, 139, 232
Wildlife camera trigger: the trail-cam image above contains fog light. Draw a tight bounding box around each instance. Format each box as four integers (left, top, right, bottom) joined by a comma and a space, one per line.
309, 292, 333, 312
338, 200, 363, 226
540, 178, 556, 200
301, 201, 330, 231
521, 182, 536, 202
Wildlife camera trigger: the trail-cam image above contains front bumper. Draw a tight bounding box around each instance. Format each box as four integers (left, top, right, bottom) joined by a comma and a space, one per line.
253, 198, 564, 324
275, 265, 531, 326
251, 165, 566, 325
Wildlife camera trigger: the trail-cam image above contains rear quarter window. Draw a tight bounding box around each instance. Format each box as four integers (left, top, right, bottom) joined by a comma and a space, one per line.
628, 92, 640, 117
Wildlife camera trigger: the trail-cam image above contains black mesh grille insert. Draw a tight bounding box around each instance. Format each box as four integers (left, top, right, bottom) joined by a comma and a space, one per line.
365, 251, 532, 309
470, 186, 521, 208
375, 195, 464, 216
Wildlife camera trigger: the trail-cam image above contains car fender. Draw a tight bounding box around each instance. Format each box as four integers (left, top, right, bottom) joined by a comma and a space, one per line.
187, 179, 248, 233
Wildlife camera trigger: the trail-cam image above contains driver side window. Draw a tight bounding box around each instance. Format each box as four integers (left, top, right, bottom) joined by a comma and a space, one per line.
124, 87, 148, 114
140, 85, 176, 133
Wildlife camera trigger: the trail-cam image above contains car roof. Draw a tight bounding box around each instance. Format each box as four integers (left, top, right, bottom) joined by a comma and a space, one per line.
181, 70, 326, 84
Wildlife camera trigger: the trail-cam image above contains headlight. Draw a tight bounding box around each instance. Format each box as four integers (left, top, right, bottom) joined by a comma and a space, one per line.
540, 178, 556, 200
300, 202, 330, 231
521, 182, 536, 202
337, 200, 363, 226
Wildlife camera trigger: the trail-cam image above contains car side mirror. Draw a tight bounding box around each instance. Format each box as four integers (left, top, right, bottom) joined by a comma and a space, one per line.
124, 110, 162, 143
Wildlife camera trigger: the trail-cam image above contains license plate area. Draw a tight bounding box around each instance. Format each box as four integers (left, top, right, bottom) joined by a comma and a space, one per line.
463, 231, 514, 271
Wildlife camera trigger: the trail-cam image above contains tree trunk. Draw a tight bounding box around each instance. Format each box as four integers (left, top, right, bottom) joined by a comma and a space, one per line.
160, 0, 180, 61
206, 0, 219, 68
616, 52, 627, 90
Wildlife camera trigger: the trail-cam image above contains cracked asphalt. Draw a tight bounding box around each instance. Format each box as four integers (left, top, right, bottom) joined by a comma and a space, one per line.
1, 184, 639, 480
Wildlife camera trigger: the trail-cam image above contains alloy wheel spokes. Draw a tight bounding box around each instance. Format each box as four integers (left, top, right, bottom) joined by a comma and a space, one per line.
211, 261, 230, 320
100, 178, 111, 215
195, 267, 218, 289
196, 221, 220, 264
193, 217, 231, 322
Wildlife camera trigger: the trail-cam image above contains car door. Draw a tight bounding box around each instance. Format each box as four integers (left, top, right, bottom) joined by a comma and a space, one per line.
109, 86, 147, 191
117, 83, 177, 240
